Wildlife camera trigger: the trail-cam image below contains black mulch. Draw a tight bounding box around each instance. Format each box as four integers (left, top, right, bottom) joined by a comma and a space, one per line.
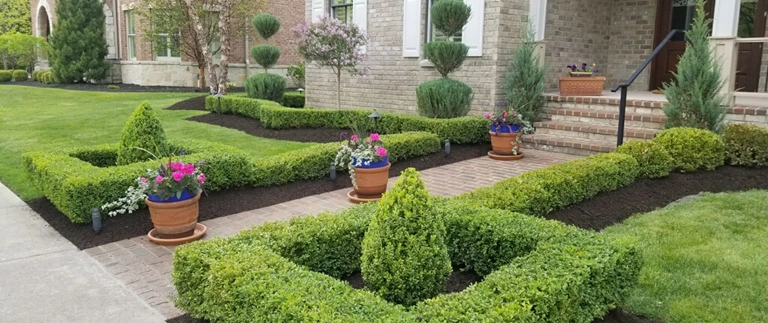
27, 144, 490, 250
344, 269, 481, 294
189, 113, 347, 143
166, 95, 208, 110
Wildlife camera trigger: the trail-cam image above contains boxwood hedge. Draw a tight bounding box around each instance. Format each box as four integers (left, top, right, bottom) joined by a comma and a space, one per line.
24, 132, 440, 223
172, 199, 641, 322
205, 95, 490, 144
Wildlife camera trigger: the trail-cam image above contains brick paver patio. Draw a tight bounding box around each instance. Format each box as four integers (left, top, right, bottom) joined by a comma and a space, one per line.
85, 150, 577, 319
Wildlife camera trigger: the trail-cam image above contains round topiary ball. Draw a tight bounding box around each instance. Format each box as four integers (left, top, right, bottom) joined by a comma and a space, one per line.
721, 123, 768, 167
430, 0, 471, 38
652, 127, 725, 172
360, 168, 451, 306
416, 78, 473, 119
424, 40, 469, 78
251, 45, 281, 70
615, 141, 674, 179
252, 13, 281, 40
245, 73, 286, 102
116, 101, 169, 166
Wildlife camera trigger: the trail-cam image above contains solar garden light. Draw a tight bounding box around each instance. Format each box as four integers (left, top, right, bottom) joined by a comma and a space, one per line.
213, 92, 225, 114
444, 139, 451, 157
368, 110, 382, 133
329, 162, 337, 181
91, 208, 102, 235
297, 88, 305, 93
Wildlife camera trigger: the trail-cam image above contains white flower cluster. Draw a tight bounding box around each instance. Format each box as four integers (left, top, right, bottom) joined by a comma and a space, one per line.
100, 177, 149, 217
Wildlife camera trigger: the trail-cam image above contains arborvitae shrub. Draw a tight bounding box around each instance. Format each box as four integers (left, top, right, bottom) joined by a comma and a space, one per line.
721, 123, 768, 167
252, 13, 281, 40
505, 25, 546, 123
251, 45, 281, 71
48, 0, 110, 82
416, 78, 473, 118
116, 101, 169, 166
0, 70, 12, 82
430, 0, 471, 38
245, 73, 286, 102
652, 127, 724, 172
615, 141, 674, 179
424, 41, 469, 78
361, 168, 451, 306
12, 70, 27, 81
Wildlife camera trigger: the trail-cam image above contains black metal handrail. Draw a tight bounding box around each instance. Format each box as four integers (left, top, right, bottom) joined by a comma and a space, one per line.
611, 29, 682, 146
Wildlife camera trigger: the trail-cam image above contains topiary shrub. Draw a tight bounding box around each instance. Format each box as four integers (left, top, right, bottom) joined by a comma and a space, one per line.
430, 0, 471, 38
416, 78, 473, 118
615, 141, 674, 179
0, 70, 12, 82
721, 123, 768, 167
361, 168, 451, 306
652, 127, 724, 172
252, 13, 281, 40
116, 101, 170, 166
250, 45, 281, 72
245, 73, 286, 102
423, 41, 469, 78
12, 70, 27, 81
282, 92, 305, 108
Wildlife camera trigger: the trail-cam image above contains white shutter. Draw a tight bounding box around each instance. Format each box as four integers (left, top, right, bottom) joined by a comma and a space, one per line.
311, 0, 324, 23
529, 0, 547, 41
462, 0, 484, 57
402, 0, 422, 57
353, 0, 367, 53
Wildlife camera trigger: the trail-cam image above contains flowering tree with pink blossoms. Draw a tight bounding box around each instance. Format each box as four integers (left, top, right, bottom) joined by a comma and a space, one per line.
293, 16, 368, 109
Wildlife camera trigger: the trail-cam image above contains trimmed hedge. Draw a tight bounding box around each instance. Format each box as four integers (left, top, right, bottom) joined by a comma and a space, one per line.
173, 199, 641, 322
615, 141, 674, 178
652, 127, 724, 172
282, 92, 305, 108
455, 152, 640, 215
722, 123, 768, 167
24, 132, 439, 223
205, 95, 490, 144
0, 70, 12, 82
12, 70, 27, 81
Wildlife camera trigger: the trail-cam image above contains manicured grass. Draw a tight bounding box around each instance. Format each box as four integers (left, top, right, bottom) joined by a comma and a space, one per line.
602, 190, 768, 323
0, 85, 312, 200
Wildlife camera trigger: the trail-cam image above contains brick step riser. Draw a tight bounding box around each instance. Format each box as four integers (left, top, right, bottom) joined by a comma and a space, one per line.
545, 114, 665, 130
535, 127, 653, 142
545, 102, 667, 116
521, 141, 608, 157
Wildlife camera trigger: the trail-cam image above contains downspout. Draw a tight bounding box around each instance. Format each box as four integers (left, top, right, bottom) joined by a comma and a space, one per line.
114, 0, 120, 59
244, 18, 250, 81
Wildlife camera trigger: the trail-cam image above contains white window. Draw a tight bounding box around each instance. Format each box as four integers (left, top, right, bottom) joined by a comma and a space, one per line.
330, 0, 354, 23
426, 0, 462, 42
155, 31, 181, 60
205, 11, 221, 59
125, 11, 136, 60
402, 0, 484, 58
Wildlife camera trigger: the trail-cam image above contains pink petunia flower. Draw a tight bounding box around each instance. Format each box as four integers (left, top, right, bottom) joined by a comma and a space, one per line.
376, 147, 387, 157
484, 113, 490, 119
369, 133, 380, 141
350, 134, 359, 141
172, 171, 184, 182
502, 111, 508, 118
197, 173, 206, 184
155, 176, 164, 183
183, 163, 195, 175
140, 177, 147, 184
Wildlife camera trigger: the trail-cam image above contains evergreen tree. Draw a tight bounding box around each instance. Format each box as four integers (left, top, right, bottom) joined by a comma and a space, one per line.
662, 0, 726, 133
505, 24, 547, 123
117, 102, 169, 166
48, 0, 110, 82
0, 0, 31, 36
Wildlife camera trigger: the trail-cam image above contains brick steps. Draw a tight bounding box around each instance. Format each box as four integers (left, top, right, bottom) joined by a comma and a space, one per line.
534, 121, 658, 142
522, 134, 615, 156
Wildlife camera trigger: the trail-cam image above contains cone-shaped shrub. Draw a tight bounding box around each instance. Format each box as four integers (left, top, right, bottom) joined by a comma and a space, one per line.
251, 45, 281, 71
361, 168, 451, 306
252, 13, 281, 40
416, 78, 473, 118
117, 101, 169, 166
245, 73, 285, 102
424, 41, 468, 78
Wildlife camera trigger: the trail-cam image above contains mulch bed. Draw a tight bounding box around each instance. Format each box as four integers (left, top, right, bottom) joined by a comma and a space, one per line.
188, 113, 347, 143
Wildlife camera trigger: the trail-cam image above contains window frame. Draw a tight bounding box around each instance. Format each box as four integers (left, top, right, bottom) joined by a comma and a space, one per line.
125, 10, 136, 60
426, 0, 463, 43
329, 0, 354, 23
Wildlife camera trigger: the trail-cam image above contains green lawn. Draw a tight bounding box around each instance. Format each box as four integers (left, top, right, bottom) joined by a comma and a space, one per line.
602, 190, 768, 323
0, 85, 312, 200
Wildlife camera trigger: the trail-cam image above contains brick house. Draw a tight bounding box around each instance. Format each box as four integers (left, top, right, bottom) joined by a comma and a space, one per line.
30, 0, 304, 87
302, 0, 768, 115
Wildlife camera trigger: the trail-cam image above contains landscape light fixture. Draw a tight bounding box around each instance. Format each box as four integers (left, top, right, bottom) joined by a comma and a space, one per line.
329, 162, 337, 181
91, 208, 102, 235
368, 110, 382, 133
213, 92, 225, 114
444, 139, 451, 157
297, 88, 305, 93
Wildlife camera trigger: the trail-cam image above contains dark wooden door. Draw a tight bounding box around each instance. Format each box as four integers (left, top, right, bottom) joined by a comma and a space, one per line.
650, 0, 767, 92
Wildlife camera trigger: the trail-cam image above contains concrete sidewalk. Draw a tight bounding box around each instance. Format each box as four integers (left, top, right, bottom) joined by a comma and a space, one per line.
0, 183, 165, 323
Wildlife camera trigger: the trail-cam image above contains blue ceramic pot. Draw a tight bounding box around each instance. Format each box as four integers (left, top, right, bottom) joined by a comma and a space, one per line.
148, 188, 195, 203
352, 156, 389, 169
490, 124, 521, 133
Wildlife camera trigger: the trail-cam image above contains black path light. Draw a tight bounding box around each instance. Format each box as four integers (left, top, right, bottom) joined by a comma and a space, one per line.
444, 139, 451, 157
329, 162, 337, 181
213, 92, 225, 114
368, 110, 382, 133
91, 208, 102, 235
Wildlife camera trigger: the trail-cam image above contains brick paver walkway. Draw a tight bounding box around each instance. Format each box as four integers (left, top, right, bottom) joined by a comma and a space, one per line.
85, 150, 577, 319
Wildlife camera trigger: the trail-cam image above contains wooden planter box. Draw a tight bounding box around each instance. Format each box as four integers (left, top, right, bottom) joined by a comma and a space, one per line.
559, 75, 606, 96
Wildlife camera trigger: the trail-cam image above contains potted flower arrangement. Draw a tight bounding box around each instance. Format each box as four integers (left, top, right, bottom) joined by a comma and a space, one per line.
559, 62, 605, 96
102, 154, 207, 245
334, 132, 390, 202
485, 108, 533, 159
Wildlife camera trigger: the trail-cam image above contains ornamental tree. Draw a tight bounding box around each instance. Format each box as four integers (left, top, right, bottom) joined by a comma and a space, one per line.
48, 0, 110, 82
0, 33, 50, 71
293, 16, 368, 109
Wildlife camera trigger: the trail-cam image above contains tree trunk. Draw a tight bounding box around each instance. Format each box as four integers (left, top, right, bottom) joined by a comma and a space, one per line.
185, 2, 219, 94
198, 65, 207, 89
217, 0, 233, 95
336, 71, 342, 110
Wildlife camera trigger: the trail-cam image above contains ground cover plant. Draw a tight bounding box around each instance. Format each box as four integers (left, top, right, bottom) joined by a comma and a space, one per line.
602, 190, 768, 323
0, 85, 310, 200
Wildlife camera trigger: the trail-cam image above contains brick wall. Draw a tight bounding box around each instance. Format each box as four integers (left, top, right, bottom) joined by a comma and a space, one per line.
606, 0, 657, 90
303, 0, 529, 116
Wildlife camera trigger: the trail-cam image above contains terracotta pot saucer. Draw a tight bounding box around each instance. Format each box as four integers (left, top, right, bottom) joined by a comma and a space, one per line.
148, 223, 207, 246
347, 190, 383, 204
487, 151, 525, 161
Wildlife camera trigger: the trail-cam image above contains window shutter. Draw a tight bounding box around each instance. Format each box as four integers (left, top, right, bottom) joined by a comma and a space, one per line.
462, 0, 484, 57
311, 0, 324, 23
402, 0, 422, 57
353, 0, 367, 53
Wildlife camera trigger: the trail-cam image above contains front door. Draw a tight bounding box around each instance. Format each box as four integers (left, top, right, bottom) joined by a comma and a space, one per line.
650, 0, 768, 92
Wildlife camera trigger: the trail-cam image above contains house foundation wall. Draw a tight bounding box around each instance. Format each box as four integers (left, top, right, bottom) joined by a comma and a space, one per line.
120, 61, 294, 88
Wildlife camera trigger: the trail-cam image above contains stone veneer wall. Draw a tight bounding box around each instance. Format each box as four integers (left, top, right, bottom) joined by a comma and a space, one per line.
120, 62, 294, 87
303, 0, 530, 115
605, 0, 657, 91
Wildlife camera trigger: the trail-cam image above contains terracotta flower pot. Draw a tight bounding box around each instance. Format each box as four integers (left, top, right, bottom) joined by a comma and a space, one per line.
353, 162, 392, 198
489, 131, 521, 155
145, 193, 201, 238
559, 76, 606, 96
